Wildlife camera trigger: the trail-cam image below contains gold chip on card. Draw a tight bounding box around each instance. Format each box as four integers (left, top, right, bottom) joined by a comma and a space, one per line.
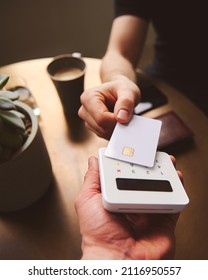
122, 147, 134, 157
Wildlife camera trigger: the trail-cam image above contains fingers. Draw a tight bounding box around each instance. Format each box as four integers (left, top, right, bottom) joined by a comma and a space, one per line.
170, 155, 176, 166
78, 79, 140, 139
114, 80, 140, 124
75, 157, 101, 213
78, 86, 116, 139
177, 170, 184, 184
170, 155, 184, 184
79, 100, 116, 139
82, 156, 101, 192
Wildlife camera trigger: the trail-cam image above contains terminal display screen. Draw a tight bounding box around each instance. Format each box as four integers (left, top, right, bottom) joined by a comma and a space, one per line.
116, 178, 173, 192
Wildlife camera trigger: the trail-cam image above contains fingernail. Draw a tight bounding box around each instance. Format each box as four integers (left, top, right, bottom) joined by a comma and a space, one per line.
117, 109, 129, 122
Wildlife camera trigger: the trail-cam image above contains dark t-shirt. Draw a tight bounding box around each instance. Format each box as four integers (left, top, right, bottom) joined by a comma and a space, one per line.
113, 0, 208, 114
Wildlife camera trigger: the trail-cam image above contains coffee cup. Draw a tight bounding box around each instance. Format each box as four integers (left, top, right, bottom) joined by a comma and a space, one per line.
47, 54, 87, 141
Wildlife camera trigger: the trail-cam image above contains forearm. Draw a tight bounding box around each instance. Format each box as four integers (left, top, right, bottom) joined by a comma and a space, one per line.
100, 15, 149, 84
100, 51, 137, 83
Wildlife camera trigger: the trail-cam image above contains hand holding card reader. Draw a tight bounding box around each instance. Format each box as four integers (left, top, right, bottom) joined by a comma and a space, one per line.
98, 148, 189, 213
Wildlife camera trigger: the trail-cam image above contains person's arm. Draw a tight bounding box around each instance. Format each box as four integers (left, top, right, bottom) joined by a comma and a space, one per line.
101, 15, 149, 83
78, 16, 149, 139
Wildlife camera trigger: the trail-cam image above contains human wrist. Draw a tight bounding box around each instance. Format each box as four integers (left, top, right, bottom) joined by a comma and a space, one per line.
106, 73, 137, 84
80, 236, 128, 260
100, 52, 137, 83
81, 244, 125, 260
111, 74, 132, 81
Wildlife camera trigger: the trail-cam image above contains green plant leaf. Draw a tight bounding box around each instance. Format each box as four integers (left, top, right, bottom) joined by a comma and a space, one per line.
0, 74, 9, 89
0, 90, 19, 100
0, 110, 26, 132
11, 110, 25, 119
0, 97, 16, 111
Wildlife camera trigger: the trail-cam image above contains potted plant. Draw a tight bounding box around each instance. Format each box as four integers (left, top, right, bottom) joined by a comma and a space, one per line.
0, 74, 52, 212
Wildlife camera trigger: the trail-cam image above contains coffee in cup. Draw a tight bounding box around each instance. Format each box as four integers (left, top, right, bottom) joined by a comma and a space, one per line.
47, 54, 87, 141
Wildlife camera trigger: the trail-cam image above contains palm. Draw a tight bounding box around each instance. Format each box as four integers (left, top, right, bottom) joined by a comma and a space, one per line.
76, 157, 179, 260
77, 188, 178, 260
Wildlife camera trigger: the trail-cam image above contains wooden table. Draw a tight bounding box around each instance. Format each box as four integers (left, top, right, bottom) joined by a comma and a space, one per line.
0, 58, 207, 260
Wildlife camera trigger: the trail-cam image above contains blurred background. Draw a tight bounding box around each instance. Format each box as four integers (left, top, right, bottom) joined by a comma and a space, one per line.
0, 0, 155, 68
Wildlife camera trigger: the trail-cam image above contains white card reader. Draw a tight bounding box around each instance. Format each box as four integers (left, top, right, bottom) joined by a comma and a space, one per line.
98, 148, 189, 213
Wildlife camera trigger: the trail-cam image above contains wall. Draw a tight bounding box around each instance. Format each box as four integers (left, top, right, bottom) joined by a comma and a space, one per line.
0, 0, 113, 66
0, 0, 154, 68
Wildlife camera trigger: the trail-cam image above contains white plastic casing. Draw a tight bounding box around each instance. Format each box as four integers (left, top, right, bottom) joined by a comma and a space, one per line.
98, 148, 189, 213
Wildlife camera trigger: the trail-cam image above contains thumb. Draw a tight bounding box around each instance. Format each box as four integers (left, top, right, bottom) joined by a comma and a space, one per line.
75, 156, 100, 214
113, 85, 140, 124
83, 156, 100, 192
114, 96, 135, 124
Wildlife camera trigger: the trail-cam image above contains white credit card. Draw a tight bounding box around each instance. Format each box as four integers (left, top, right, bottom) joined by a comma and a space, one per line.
105, 115, 162, 167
